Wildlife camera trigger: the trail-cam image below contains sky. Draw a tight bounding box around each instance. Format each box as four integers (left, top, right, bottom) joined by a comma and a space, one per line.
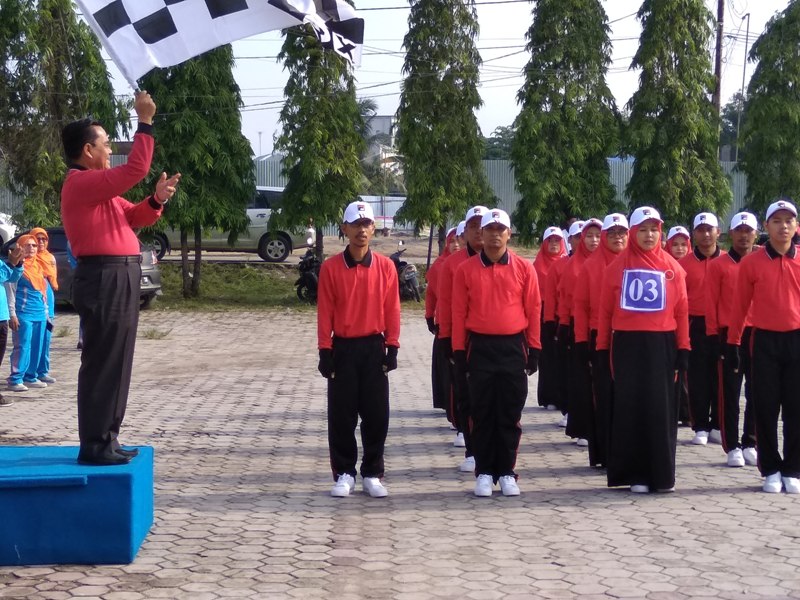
104, 0, 789, 156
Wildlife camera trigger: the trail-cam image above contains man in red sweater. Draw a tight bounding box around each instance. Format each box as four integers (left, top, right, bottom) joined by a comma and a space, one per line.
61, 91, 180, 466
452, 209, 541, 497
726, 199, 800, 494
317, 201, 400, 498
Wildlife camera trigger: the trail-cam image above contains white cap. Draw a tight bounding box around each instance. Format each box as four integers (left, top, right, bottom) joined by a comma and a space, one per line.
582, 218, 603, 232
729, 212, 758, 231
542, 226, 562, 240
602, 213, 629, 231
343, 201, 374, 223
480, 208, 511, 229
568, 220, 585, 237
693, 212, 719, 229
446, 227, 457, 237
455, 220, 466, 237
629, 206, 663, 227
465, 205, 489, 223
766, 198, 798, 221
667, 225, 690, 241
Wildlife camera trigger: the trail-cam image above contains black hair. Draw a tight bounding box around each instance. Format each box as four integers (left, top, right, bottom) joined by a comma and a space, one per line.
61, 118, 102, 161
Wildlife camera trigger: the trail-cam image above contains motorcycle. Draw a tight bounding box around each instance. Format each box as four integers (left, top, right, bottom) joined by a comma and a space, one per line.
295, 240, 321, 303
389, 241, 422, 302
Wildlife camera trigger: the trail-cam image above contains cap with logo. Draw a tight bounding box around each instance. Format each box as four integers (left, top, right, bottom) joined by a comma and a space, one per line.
729, 212, 758, 231
629, 207, 663, 227
465, 205, 489, 223
480, 208, 511, 229
446, 226, 457, 238
343, 201, 375, 224
542, 226, 563, 240
602, 213, 629, 231
693, 212, 719, 230
455, 220, 467, 237
667, 225, 690, 241
765, 198, 798, 221
568, 220, 586, 237
582, 218, 603, 232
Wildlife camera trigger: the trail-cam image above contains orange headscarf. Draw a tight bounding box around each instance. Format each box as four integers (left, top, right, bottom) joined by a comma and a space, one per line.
30, 227, 58, 291
17, 234, 48, 299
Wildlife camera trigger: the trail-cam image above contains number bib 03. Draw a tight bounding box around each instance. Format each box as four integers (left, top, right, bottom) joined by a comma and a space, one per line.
620, 269, 666, 312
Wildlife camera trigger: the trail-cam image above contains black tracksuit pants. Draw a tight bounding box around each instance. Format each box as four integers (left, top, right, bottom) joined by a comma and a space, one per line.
688, 316, 719, 432
750, 329, 800, 478
467, 332, 528, 481
328, 335, 389, 480
453, 355, 473, 457
566, 330, 593, 443
73, 259, 141, 460
537, 319, 558, 408
717, 327, 755, 452
555, 322, 573, 415
431, 336, 452, 418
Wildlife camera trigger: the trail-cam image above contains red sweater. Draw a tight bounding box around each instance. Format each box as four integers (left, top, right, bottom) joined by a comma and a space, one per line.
557, 247, 594, 323
543, 255, 569, 323
705, 249, 753, 336
436, 245, 478, 338
424, 254, 446, 320
679, 246, 725, 317
573, 246, 619, 343
596, 253, 690, 351
451, 250, 541, 352
317, 248, 401, 350
727, 243, 800, 345
61, 124, 163, 257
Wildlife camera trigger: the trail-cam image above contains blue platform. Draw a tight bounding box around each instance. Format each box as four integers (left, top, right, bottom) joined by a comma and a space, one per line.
0, 445, 154, 565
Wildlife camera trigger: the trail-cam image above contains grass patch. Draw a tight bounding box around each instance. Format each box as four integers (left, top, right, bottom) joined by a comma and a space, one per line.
54, 326, 71, 338
140, 328, 172, 340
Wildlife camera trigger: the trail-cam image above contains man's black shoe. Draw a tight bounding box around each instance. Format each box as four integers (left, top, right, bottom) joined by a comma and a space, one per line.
77, 453, 131, 466
115, 447, 139, 458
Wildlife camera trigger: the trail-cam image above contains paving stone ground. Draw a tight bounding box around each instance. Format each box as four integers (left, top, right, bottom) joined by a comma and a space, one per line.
1, 308, 799, 599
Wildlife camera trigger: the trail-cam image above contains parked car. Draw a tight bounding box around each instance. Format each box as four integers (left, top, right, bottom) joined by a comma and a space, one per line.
0, 213, 17, 245
1, 227, 162, 309
150, 186, 316, 262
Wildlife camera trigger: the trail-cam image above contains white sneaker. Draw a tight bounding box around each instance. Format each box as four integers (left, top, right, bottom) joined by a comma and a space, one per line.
743, 447, 758, 466
691, 431, 709, 445
763, 473, 783, 494
474, 474, 493, 497
727, 448, 745, 467
39, 375, 57, 384
498, 475, 520, 496
546, 404, 557, 411
558, 414, 568, 427
453, 432, 465, 448
330, 474, 355, 497
7, 383, 28, 392
24, 380, 47, 389
576, 438, 589, 447
782, 476, 800, 494
459, 456, 475, 472
708, 429, 722, 444
630, 484, 650, 494
363, 477, 389, 498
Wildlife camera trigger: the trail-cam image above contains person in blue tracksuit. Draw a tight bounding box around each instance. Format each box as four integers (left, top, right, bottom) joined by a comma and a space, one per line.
0, 245, 24, 405
31, 228, 58, 384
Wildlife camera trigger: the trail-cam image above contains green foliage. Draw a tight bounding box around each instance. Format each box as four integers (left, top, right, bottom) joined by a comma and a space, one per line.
511, 0, 620, 242
739, 3, 800, 214
0, 0, 128, 227
274, 23, 365, 256
623, 0, 731, 225
395, 0, 490, 231
483, 126, 515, 160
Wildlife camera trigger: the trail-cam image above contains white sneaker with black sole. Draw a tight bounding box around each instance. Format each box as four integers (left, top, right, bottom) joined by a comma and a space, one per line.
498, 476, 520, 496
474, 474, 493, 497
459, 456, 475, 472
363, 477, 389, 498
330, 474, 356, 497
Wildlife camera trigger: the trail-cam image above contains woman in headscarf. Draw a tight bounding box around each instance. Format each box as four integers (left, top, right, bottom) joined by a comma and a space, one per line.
7, 234, 49, 392
596, 207, 690, 493
533, 226, 566, 410
31, 227, 58, 384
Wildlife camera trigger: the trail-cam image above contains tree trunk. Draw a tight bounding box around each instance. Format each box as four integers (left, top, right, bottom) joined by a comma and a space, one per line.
180, 229, 191, 298
437, 224, 446, 255
315, 225, 324, 261
191, 223, 202, 297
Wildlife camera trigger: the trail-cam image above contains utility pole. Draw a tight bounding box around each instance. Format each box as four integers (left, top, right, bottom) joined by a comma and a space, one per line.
258, 131, 262, 155
712, 0, 725, 114
735, 13, 751, 163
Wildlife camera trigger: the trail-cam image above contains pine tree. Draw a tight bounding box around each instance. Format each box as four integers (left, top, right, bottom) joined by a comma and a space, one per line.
624, 0, 731, 225
511, 0, 620, 241
739, 2, 800, 214
395, 0, 490, 232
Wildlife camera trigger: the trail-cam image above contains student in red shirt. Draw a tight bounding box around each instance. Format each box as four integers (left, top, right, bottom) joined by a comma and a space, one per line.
706, 212, 758, 469
597, 207, 689, 493
317, 201, 401, 498
679, 213, 725, 446
452, 209, 541, 497
667, 226, 691, 260
726, 199, 800, 494
533, 226, 566, 410
573, 213, 629, 467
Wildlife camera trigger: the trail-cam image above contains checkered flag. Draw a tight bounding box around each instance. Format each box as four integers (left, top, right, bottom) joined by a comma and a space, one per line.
76, 0, 364, 87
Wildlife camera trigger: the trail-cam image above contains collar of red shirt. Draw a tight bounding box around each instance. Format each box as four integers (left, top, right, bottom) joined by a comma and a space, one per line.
479, 249, 510, 267
693, 245, 721, 261
765, 241, 797, 260
466, 244, 478, 256
343, 247, 373, 268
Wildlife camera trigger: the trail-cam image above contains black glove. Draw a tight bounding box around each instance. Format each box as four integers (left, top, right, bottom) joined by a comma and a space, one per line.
542, 321, 557, 344
453, 350, 468, 379
318, 349, 334, 379
724, 344, 741, 373
675, 349, 690, 372
706, 334, 721, 361
425, 317, 437, 335
383, 346, 398, 372
574, 341, 590, 366
595, 349, 611, 376
441, 337, 453, 362
526, 348, 540, 376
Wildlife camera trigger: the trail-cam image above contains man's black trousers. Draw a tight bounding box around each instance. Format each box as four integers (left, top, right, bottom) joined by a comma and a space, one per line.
73, 259, 141, 460
717, 327, 755, 452
328, 335, 389, 480
688, 315, 719, 432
